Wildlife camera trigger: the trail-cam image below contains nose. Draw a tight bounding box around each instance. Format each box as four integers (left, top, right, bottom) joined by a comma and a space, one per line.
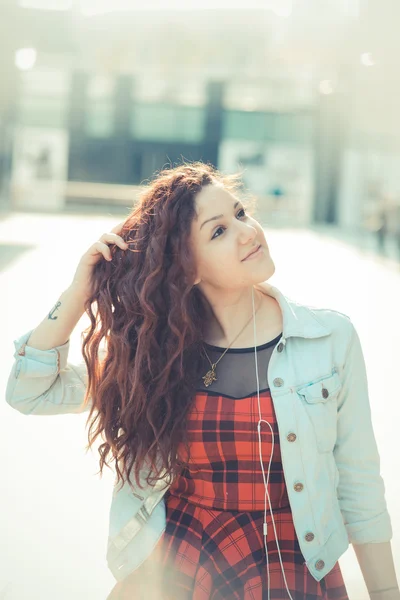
238, 221, 257, 245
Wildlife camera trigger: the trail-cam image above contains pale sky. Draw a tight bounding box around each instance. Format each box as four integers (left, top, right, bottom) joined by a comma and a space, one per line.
19, 0, 293, 14
80, 0, 292, 16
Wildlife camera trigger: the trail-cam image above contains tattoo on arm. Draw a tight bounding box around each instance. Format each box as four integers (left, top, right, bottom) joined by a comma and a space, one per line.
48, 301, 62, 320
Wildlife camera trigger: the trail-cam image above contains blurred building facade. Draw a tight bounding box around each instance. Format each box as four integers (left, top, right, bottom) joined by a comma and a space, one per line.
1, 0, 400, 232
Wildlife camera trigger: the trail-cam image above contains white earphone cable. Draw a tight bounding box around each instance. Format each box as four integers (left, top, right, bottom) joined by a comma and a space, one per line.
252, 287, 295, 600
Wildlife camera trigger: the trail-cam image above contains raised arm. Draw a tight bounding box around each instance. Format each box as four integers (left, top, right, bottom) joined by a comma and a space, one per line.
6, 285, 94, 415
5, 222, 129, 416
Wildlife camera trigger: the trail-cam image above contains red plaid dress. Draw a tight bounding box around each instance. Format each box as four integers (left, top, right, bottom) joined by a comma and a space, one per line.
107, 338, 349, 599
108, 391, 348, 599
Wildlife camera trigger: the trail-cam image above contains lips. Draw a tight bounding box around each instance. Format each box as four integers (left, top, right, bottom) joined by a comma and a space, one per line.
242, 244, 261, 261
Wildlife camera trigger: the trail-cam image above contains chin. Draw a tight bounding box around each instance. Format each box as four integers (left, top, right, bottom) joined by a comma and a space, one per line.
256, 260, 275, 282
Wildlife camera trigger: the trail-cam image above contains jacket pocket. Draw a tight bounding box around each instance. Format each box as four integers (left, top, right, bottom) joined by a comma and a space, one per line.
296, 371, 341, 453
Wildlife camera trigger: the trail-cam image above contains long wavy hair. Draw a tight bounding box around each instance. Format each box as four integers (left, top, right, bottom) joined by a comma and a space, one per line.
81, 161, 256, 493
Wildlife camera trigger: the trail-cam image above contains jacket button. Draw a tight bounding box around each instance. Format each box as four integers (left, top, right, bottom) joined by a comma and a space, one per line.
315, 559, 325, 570
287, 433, 297, 442
277, 343, 284, 353
294, 482, 304, 492
322, 387, 329, 399
305, 532, 315, 542
273, 377, 284, 387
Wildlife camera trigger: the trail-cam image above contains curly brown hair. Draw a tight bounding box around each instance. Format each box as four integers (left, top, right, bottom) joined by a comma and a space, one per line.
81, 161, 256, 494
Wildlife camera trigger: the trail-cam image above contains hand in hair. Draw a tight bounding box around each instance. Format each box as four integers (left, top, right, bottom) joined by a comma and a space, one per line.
71, 221, 128, 302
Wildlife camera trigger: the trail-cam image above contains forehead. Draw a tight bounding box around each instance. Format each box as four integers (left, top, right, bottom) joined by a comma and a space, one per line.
195, 183, 235, 215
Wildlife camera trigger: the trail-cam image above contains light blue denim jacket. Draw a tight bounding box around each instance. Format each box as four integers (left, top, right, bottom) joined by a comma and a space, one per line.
5, 282, 393, 583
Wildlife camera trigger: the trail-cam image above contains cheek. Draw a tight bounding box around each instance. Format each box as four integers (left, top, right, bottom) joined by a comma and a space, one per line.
199, 246, 240, 279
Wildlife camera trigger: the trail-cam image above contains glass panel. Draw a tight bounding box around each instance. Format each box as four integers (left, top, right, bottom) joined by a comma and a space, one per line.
85, 101, 115, 138
222, 111, 268, 141
176, 106, 205, 142
132, 104, 177, 141
18, 68, 70, 128
223, 78, 315, 112
134, 76, 206, 107
85, 75, 115, 138
274, 113, 315, 143
20, 67, 70, 97
223, 110, 314, 143
131, 103, 205, 142
19, 97, 67, 128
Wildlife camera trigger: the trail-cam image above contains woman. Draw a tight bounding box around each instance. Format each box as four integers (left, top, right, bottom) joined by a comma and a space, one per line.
6, 162, 398, 599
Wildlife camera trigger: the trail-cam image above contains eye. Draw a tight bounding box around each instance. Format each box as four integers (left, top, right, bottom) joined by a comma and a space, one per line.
211, 208, 247, 240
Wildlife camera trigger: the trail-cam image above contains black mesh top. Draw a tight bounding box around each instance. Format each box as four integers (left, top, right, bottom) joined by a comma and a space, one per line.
196, 332, 283, 399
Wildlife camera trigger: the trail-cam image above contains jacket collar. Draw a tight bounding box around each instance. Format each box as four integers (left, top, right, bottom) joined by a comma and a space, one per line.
254, 281, 332, 340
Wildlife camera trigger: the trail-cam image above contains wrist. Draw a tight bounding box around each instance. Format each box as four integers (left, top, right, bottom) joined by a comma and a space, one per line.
68, 282, 89, 304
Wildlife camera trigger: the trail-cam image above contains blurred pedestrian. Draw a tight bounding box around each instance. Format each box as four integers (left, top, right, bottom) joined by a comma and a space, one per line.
375, 193, 391, 254
393, 204, 400, 262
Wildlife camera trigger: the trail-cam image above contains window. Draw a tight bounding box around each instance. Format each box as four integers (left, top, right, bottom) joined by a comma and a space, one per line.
131, 104, 205, 143
85, 75, 115, 138
222, 110, 314, 143
18, 67, 69, 128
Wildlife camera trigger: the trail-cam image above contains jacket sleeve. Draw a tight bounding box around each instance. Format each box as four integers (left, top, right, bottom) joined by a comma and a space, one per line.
333, 321, 393, 544
5, 328, 101, 416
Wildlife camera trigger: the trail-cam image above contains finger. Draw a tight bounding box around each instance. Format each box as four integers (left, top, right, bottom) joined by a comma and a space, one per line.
99, 232, 128, 248
92, 240, 113, 260
111, 221, 126, 235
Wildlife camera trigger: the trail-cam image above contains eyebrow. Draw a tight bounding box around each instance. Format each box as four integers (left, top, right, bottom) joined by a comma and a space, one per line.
200, 201, 240, 230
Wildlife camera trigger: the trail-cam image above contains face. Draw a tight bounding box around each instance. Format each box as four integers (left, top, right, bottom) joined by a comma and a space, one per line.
190, 183, 275, 290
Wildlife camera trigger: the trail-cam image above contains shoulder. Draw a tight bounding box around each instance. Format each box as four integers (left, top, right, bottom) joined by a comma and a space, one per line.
308, 304, 352, 327
287, 294, 351, 322
287, 295, 355, 343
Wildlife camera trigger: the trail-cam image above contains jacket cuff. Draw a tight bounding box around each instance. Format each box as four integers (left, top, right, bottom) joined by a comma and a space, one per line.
13, 329, 70, 376
347, 509, 393, 544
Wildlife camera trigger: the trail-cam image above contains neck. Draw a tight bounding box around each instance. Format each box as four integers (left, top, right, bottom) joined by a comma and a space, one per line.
202, 286, 265, 347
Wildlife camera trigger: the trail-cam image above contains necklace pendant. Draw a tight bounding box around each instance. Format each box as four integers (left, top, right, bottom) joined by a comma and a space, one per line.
203, 366, 217, 387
